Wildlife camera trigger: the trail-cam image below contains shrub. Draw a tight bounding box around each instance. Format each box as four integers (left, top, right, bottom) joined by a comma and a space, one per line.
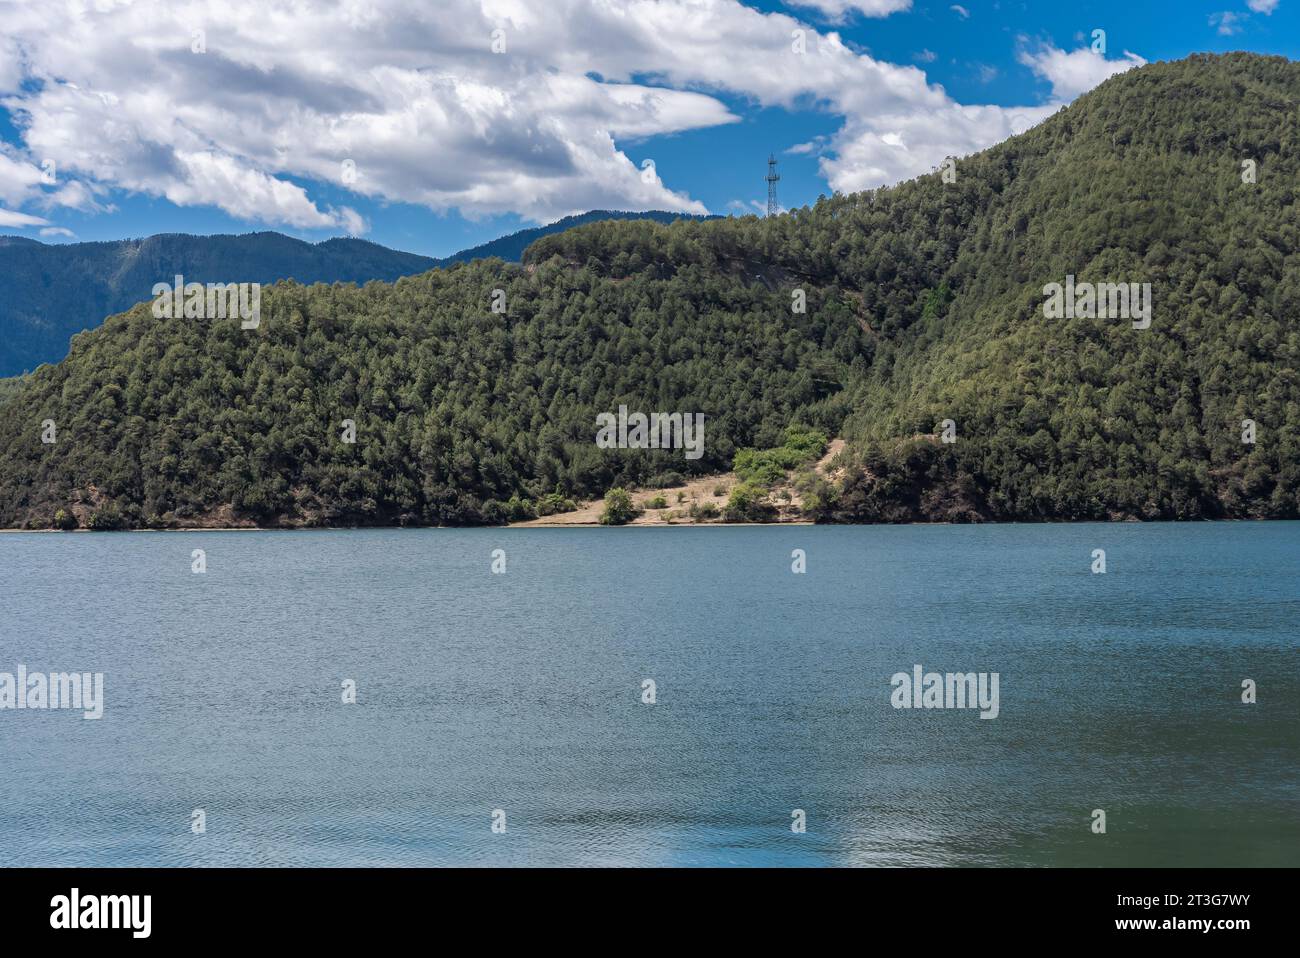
733, 448, 790, 485
644, 495, 667, 510
505, 495, 536, 521
734, 426, 830, 487
689, 501, 720, 521
713, 484, 728, 497
645, 471, 685, 489
724, 481, 775, 522
52, 508, 78, 530
536, 486, 577, 516
781, 425, 828, 459
85, 508, 124, 531
599, 487, 640, 525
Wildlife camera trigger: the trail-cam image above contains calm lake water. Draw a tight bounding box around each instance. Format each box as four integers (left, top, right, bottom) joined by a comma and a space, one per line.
1, 523, 1297, 867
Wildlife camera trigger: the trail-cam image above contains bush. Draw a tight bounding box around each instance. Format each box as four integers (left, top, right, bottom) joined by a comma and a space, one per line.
85, 508, 124, 531
733, 448, 791, 485
689, 501, 720, 521
645, 472, 685, 489
644, 495, 667, 510
504, 495, 536, 521
724, 481, 775, 522
536, 486, 577, 516
599, 487, 640, 525
734, 426, 830, 486
713, 484, 728, 497
781, 425, 828, 459
794, 469, 837, 520
52, 508, 78, 530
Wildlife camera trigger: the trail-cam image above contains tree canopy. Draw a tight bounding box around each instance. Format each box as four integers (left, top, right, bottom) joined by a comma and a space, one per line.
0, 53, 1296, 529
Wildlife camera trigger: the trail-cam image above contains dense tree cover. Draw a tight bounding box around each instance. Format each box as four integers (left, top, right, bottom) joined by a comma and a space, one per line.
0, 232, 438, 376
0, 252, 853, 527
0, 213, 707, 376
439, 211, 716, 267
821, 52, 1300, 522
0, 53, 1296, 528
0, 374, 26, 406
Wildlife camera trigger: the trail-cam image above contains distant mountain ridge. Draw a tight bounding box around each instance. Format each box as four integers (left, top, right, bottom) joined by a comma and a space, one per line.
0, 210, 711, 376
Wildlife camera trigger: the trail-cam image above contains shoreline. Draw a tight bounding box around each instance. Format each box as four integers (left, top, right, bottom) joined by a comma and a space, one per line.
0, 520, 817, 533
1, 517, 1284, 534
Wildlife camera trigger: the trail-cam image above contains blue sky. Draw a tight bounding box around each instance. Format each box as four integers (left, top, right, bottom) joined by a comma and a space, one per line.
1, 0, 1297, 258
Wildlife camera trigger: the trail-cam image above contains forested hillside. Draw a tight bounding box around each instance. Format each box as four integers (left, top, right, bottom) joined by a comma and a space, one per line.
0, 211, 703, 375
0, 232, 437, 377
0, 53, 1296, 529
437, 210, 717, 267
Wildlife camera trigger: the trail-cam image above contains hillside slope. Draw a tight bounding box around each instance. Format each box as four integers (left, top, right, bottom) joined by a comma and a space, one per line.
437, 210, 718, 266
0, 232, 436, 376
0, 53, 1296, 529
0, 211, 706, 375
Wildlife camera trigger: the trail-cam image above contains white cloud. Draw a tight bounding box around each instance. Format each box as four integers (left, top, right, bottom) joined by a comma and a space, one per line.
0, 1, 1147, 228
822, 102, 1052, 193
1246, 0, 1279, 14
951, 5, 971, 19
0, 149, 45, 207
783, 0, 912, 20
1211, 11, 1245, 34
1017, 43, 1147, 102
39, 226, 75, 238
0, 208, 50, 228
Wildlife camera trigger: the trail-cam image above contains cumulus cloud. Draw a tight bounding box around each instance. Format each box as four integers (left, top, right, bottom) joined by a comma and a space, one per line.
1246, 0, 1279, 14
1018, 42, 1147, 102
0, 0, 1146, 230
783, 0, 912, 20
0, 149, 45, 207
823, 102, 1051, 192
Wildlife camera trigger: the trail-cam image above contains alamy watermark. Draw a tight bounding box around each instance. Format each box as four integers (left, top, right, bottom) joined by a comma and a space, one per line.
1042, 275, 1151, 329
890, 665, 999, 719
50, 889, 150, 938
152, 274, 261, 329
0, 665, 104, 719
595, 405, 705, 460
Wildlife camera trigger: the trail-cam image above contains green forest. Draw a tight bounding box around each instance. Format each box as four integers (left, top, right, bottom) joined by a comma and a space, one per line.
0, 52, 1296, 529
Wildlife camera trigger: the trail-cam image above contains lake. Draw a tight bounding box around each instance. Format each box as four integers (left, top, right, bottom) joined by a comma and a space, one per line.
1, 523, 1297, 866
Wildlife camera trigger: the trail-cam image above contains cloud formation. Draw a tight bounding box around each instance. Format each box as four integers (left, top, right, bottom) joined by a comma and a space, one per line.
1017, 43, 1147, 102
0, 1, 1144, 232
783, 0, 912, 20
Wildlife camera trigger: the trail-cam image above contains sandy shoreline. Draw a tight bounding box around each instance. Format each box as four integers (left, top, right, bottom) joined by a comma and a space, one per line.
0, 523, 814, 533
1, 440, 842, 531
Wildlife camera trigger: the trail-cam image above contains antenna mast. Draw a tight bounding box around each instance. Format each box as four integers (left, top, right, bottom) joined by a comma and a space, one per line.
765, 154, 780, 217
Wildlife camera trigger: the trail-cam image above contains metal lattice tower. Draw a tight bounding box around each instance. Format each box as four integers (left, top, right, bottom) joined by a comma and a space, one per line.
765, 154, 780, 217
